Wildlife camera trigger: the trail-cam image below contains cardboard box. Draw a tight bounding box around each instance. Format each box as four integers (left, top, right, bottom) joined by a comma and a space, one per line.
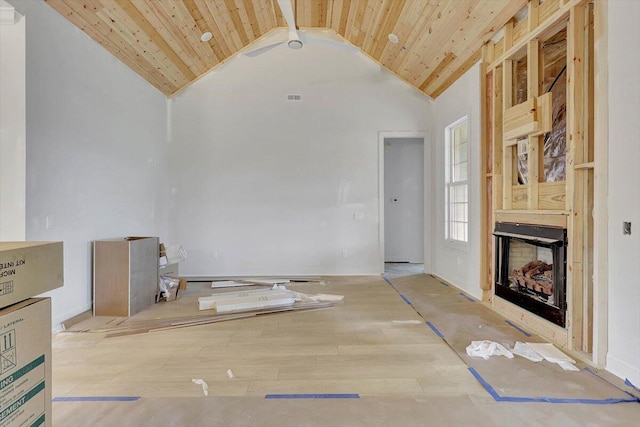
0, 298, 52, 427
0, 242, 63, 310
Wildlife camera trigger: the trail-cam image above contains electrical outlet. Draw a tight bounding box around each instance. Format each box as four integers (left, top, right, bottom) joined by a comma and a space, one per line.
211, 251, 219, 259
342, 250, 349, 258
353, 212, 364, 220
623, 222, 631, 235
45, 216, 54, 230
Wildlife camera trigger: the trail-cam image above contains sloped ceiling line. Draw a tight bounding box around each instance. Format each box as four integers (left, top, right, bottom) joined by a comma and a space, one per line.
45, 0, 525, 98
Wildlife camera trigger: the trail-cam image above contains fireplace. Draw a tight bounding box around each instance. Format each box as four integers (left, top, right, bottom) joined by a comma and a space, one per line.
494, 222, 567, 327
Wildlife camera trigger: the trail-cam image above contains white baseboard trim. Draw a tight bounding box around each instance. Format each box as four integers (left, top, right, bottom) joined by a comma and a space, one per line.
52, 303, 92, 332
606, 353, 640, 386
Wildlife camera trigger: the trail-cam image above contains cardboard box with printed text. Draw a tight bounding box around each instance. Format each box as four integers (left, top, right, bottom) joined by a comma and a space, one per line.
0, 298, 52, 427
0, 242, 63, 310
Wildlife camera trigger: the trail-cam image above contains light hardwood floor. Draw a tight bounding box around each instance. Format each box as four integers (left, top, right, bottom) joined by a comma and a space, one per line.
52, 274, 640, 426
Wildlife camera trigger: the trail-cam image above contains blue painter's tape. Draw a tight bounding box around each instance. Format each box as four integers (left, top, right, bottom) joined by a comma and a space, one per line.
505, 320, 532, 337
459, 292, 475, 302
625, 379, 640, 392
585, 367, 640, 400
53, 396, 140, 402
382, 276, 394, 286
426, 321, 444, 338
265, 394, 360, 399
400, 294, 413, 306
468, 368, 640, 404
439, 281, 449, 287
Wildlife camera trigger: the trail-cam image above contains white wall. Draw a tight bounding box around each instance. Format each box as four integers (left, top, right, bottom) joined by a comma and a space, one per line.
12, 0, 169, 327
169, 30, 434, 277
606, 0, 640, 385
0, 1, 26, 240
432, 63, 482, 299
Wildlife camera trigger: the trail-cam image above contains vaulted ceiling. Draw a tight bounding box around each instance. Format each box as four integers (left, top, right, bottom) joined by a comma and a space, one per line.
45, 0, 526, 98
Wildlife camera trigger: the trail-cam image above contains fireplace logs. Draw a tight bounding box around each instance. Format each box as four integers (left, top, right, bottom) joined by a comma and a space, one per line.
510, 260, 554, 296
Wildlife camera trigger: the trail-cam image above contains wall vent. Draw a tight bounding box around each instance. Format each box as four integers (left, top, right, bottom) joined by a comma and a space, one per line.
286, 94, 302, 101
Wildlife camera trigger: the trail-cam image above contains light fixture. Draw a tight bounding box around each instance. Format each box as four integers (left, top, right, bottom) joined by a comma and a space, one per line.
388, 33, 399, 44
288, 39, 303, 49
200, 32, 212, 42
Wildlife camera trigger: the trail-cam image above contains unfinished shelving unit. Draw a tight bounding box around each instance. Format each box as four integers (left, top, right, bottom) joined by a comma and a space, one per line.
481, 0, 597, 363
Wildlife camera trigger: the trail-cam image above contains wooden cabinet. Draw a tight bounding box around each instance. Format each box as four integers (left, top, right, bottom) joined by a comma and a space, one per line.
93, 236, 159, 317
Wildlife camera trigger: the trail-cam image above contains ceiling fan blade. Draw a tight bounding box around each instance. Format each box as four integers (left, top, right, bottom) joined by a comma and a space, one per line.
276, 0, 297, 33
244, 41, 285, 57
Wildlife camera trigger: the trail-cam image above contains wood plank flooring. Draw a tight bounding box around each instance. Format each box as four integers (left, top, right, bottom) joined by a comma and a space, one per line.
52, 273, 640, 426
53, 276, 483, 400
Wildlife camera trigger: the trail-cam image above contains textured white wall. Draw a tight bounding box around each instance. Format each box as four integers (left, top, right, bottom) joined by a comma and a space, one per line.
433, 63, 482, 299
169, 30, 434, 276
13, 0, 169, 327
0, 1, 25, 240
606, 0, 640, 385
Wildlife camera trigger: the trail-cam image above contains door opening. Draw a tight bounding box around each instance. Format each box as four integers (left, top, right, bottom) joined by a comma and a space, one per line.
381, 135, 427, 272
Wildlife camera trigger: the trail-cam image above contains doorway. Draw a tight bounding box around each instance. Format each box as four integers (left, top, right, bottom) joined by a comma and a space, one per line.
379, 132, 430, 274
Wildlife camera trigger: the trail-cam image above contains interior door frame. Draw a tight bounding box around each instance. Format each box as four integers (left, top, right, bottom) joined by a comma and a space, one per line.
378, 131, 432, 274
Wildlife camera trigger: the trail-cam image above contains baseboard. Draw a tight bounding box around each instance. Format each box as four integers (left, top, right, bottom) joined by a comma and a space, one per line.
606, 353, 640, 386
52, 303, 92, 332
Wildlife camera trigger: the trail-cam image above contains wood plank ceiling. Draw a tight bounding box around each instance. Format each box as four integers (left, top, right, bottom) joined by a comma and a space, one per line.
45, 0, 527, 98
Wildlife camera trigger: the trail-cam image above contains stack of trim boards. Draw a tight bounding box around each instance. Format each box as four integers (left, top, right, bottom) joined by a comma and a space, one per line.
67, 285, 344, 338
198, 286, 343, 314
199, 288, 296, 313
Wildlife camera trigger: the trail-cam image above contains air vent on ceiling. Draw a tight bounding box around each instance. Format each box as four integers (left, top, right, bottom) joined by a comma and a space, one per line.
286, 94, 302, 101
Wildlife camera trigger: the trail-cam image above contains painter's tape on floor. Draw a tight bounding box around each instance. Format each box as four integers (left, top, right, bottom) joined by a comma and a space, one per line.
399, 294, 413, 306
505, 320, 532, 337
265, 394, 360, 399
585, 367, 640, 400
53, 396, 141, 402
426, 321, 444, 338
459, 293, 475, 302
625, 379, 640, 392
439, 281, 449, 287
468, 368, 640, 404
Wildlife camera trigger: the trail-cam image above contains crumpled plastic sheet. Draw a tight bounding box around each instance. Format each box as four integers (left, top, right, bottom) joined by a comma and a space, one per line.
466, 340, 514, 360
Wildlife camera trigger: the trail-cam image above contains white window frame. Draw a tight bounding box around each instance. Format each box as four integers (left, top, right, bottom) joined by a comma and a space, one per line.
445, 116, 469, 247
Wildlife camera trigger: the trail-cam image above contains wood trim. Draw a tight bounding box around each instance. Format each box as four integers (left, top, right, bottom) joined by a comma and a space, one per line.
528, 0, 540, 32
480, 59, 490, 294
591, 0, 608, 367
567, 4, 587, 351
494, 210, 568, 228
492, 66, 504, 211
574, 162, 594, 170
493, 296, 569, 348
502, 59, 514, 210
487, 0, 586, 71
538, 181, 566, 210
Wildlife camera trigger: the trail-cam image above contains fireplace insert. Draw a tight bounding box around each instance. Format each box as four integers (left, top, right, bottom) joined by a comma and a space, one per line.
494, 222, 567, 327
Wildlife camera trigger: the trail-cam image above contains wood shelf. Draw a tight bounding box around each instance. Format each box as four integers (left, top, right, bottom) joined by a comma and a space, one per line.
574, 162, 595, 170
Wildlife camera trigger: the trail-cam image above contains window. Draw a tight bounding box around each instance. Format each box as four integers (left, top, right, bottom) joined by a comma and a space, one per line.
445, 117, 469, 244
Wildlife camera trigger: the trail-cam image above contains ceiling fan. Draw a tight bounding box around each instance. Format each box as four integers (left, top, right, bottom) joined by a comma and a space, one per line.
244, 0, 359, 57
